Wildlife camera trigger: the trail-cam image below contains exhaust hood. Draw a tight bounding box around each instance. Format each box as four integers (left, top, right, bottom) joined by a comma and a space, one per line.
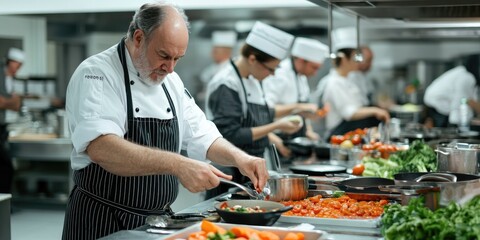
308, 0, 480, 21
308, 0, 480, 40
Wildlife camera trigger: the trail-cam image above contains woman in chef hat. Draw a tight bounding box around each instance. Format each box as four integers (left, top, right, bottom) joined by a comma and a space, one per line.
205, 21, 302, 198
318, 27, 390, 140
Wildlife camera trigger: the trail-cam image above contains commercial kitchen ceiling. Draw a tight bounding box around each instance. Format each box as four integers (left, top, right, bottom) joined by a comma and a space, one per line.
307, 0, 480, 40
308, 0, 480, 20
25, 7, 331, 40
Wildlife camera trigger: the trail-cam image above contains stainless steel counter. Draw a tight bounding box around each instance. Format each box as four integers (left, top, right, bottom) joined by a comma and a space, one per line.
9, 137, 72, 161
99, 193, 382, 240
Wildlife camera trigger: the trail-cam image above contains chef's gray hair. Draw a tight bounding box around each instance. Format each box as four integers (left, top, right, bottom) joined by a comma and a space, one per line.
126, 2, 190, 42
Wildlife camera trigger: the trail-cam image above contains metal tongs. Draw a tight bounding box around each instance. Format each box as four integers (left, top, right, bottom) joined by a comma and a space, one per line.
219, 178, 270, 200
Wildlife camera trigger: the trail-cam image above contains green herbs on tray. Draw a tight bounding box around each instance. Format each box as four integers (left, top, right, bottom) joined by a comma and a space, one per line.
381, 196, 480, 240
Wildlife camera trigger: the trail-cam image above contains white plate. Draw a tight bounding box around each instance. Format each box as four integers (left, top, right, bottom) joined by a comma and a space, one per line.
278, 215, 381, 229
164, 222, 327, 240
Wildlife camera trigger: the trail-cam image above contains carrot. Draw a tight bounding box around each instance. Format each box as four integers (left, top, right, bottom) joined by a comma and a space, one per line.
295, 233, 305, 240
230, 226, 260, 238
200, 220, 226, 234
258, 231, 280, 240
283, 232, 300, 240
189, 231, 206, 238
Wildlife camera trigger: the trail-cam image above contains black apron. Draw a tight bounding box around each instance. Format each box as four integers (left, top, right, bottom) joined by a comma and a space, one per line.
0, 65, 13, 193
62, 39, 180, 240
205, 60, 272, 199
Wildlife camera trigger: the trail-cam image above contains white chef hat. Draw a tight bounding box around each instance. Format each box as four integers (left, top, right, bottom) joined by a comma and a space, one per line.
7, 47, 25, 63
291, 37, 329, 64
212, 31, 237, 48
332, 27, 358, 52
245, 21, 294, 60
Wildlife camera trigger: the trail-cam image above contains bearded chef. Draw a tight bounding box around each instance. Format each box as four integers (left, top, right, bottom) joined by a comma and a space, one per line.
263, 37, 329, 153
205, 21, 301, 198
318, 27, 389, 139
62, 3, 268, 239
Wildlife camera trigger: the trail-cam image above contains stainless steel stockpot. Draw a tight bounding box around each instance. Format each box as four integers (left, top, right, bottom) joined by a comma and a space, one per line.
436, 141, 480, 174
267, 174, 309, 202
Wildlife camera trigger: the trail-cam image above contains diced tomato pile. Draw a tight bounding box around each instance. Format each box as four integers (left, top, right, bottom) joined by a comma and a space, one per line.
281, 195, 388, 219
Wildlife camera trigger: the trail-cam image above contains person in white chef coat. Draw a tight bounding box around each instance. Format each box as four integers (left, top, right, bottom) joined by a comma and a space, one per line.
349, 46, 375, 104
263, 37, 329, 156
319, 27, 389, 139
62, 3, 268, 239
424, 54, 479, 128
0, 48, 23, 193
205, 21, 301, 197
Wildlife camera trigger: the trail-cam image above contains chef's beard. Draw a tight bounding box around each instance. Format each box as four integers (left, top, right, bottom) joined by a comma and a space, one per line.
134, 45, 167, 86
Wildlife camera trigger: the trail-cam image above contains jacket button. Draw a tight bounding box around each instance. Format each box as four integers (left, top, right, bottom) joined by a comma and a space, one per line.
130, 80, 134, 85
167, 108, 171, 113
135, 108, 139, 112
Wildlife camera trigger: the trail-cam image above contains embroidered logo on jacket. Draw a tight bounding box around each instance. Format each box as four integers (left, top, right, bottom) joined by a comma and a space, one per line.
84, 74, 104, 81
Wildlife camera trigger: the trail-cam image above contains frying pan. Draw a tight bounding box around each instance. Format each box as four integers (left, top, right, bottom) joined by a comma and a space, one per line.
214, 200, 293, 226
332, 177, 395, 194
283, 137, 314, 156
289, 164, 347, 176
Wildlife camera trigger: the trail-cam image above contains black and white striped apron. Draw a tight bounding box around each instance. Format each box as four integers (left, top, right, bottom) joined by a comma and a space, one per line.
62, 39, 180, 240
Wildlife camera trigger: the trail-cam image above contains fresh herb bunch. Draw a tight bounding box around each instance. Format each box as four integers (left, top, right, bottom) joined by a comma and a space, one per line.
389, 140, 437, 173
381, 196, 480, 240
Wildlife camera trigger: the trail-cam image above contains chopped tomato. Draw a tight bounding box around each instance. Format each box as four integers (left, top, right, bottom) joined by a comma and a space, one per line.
330, 135, 345, 145
352, 164, 365, 176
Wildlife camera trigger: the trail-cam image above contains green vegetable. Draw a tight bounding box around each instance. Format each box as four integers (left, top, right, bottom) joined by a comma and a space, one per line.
332, 191, 345, 198
389, 140, 437, 173
362, 140, 436, 179
381, 196, 480, 239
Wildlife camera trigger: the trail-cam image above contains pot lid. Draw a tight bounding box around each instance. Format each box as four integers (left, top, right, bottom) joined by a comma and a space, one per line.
289, 164, 347, 176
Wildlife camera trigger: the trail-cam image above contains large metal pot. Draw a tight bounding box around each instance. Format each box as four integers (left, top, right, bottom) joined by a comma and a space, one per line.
267, 174, 308, 202
436, 141, 480, 174
394, 172, 480, 206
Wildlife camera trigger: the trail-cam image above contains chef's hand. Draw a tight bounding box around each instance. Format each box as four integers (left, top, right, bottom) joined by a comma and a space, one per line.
294, 103, 318, 119
374, 108, 390, 122
176, 160, 232, 193
268, 133, 291, 158
235, 155, 269, 193
276, 116, 302, 134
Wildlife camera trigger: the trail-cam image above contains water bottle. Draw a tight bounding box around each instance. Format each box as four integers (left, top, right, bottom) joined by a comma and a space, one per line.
458, 98, 470, 132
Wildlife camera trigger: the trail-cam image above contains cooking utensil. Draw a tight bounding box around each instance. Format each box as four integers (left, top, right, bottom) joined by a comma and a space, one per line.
266, 173, 309, 201
283, 137, 314, 156
436, 140, 480, 174
332, 177, 395, 194
394, 172, 480, 206
289, 164, 347, 176
145, 212, 218, 229
313, 142, 331, 159
219, 178, 265, 200
214, 200, 292, 226
378, 185, 441, 210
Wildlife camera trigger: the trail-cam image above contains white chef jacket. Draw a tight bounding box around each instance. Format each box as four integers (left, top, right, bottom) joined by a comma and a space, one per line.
349, 71, 374, 104
424, 65, 477, 124
205, 63, 270, 120
199, 60, 230, 85
66, 44, 221, 170
263, 58, 311, 105
321, 69, 368, 135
